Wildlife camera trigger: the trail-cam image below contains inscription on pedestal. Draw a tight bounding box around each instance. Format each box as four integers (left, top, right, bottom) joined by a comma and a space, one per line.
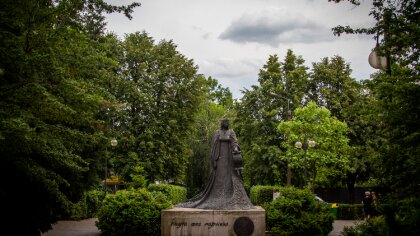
161, 207, 265, 236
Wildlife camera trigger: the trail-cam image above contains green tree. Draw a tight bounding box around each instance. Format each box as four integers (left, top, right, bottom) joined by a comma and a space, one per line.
308, 56, 360, 120
329, 0, 420, 199
308, 55, 373, 199
0, 0, 139, 234
278, 102, 350, 191
235, 50, 309, 187
112, 32, 204, 183
206, 76, 234, 109
185, 76, 231, 197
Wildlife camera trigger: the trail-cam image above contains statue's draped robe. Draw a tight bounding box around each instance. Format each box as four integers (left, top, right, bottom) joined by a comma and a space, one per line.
176, 129, 254, 210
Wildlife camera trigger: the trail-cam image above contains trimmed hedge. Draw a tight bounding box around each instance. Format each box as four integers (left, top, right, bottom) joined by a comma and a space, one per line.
263, 186, 334, 236
147, 184, 187, 204
96, 188, 171, 236
250, 185, 281, 205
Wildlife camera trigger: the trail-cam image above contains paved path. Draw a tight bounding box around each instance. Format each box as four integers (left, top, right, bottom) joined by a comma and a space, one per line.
328, 220, 360, 236
41, 218, 100, 236
42, 218, 359, 236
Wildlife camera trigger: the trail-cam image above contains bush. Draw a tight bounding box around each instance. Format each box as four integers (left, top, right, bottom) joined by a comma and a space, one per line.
264, 186, 334, 236
395, 197, 420, 235
337, 204, 364, 220
342, 197, 420, 236
148, 184, 187, 204
342, 216, 391, 236
60, 189, 104, 220
250, 185, 281, 205
96, 188, 171, 236
85, 189, 105, 217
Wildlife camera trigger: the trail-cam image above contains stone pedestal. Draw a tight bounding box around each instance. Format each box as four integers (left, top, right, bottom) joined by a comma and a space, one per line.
161, 207, 265, 236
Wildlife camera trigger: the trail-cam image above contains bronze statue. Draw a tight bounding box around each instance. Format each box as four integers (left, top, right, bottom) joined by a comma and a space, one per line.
176, 118, 254, 210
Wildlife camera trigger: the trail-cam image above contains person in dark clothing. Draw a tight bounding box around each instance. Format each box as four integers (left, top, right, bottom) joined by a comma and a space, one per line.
362, 191, 373, 220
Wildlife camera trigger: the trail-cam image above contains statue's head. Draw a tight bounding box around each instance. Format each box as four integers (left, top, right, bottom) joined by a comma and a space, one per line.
220, 118, 229, 130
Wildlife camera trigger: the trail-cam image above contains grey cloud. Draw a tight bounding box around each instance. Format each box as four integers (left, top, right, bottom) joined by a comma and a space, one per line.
219, 10, 334, 46
200, 58, 260, 79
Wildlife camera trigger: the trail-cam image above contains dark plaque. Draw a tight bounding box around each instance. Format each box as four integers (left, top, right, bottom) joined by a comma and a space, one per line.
233, 217, 254, 236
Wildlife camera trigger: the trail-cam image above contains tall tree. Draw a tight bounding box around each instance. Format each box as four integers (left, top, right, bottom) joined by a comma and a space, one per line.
308, 56, 371, 199
308, 56, 360, 120
329, 0, 420, 199
235, 50, 309, 186
112, 32, 204, 183
278, 102, 350, 191
0, 0, 139, 234
185, 76, 232, 197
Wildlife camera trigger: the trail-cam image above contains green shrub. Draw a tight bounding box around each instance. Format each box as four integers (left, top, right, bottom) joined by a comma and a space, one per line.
337, 204, 364, 220
96, 188, 171, 236
250, 185, 281, 205
264, 186, 334, 236
60, 189, 104, 220
85, 189, 105, 217
148, 184, 187, 204
342, 216, 391, 236
395, 197, 420, 235
63, 197, 88, 220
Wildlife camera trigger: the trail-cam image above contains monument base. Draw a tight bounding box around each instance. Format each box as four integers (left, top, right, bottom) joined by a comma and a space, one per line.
161, 207, 265, 236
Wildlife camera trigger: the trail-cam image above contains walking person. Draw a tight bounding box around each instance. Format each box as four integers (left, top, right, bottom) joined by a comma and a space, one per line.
362, 191, 373, 220
371, 191, 380, 216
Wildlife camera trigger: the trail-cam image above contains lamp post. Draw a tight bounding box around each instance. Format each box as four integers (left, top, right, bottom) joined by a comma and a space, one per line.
369, 10, 392, 75
295, 134, 315, 187
104, 137, 118, 195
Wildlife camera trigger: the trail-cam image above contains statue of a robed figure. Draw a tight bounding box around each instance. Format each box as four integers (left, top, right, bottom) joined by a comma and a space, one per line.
176, 118, 255, 210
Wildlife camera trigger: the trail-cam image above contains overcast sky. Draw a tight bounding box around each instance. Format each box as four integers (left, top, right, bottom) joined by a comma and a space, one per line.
105, 0, 377, 98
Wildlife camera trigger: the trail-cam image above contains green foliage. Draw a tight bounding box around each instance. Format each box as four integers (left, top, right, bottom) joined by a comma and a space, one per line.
331, 0, 419, 67
185, 77, 230, 197
0, 0, 139, 234
330, 0, 420, 201
205, 76, 234, 108
85, 189, 105, 217
342, 216, 391, 236
96, 188, 171, 236
129, 166, 148, 189
250, 185, 281, 205
147, 184, 187, 204
343, 197, 420, 235
111, 32, 205, 183
236, 50, 309, 186
278, 102, 350, 189
60, 189, 104, 220
264, 186, 334, 236
395, 197, 420, 235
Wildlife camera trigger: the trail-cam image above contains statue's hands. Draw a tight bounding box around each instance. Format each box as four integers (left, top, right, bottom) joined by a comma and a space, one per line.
232, 146, 240, 154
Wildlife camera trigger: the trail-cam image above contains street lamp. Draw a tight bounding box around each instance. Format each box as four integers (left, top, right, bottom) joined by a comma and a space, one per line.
111, 137, 118, 147
295, 134, 315, 187
369, 10, 393, 75
272, 93, 293, 186
104, 138, 118, 195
